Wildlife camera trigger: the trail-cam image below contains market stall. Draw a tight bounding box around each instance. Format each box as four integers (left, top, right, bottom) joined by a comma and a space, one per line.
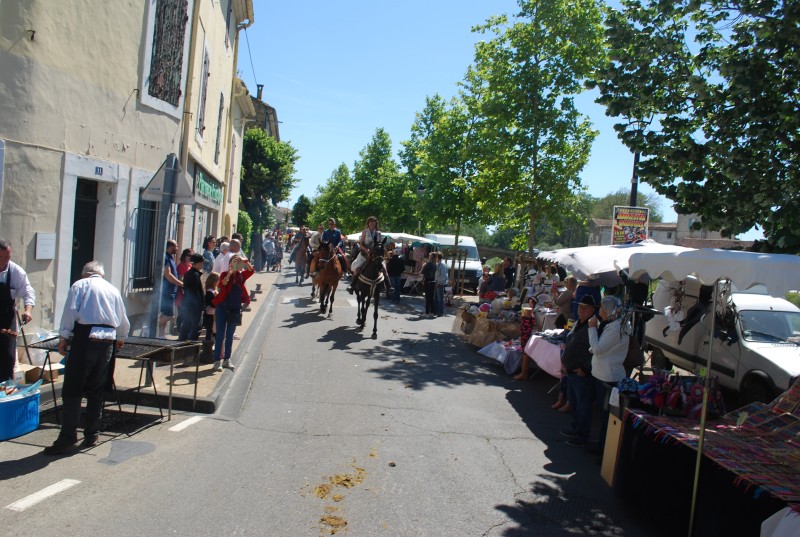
622, 248, 800, 535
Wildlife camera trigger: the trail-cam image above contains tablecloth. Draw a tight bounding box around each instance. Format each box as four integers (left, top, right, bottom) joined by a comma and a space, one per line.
524, 334, 562, 378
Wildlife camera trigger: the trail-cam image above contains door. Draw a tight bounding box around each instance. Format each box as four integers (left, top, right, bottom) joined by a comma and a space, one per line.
70, 179, 98, 284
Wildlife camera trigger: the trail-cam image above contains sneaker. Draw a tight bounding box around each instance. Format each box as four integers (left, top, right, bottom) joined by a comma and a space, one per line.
559, 428, 578, 438
223, 359, 235, 371
565, 438, 587, 447
82, 434, 99, 448
213, 360, 222, 371
43, 436, 78, 456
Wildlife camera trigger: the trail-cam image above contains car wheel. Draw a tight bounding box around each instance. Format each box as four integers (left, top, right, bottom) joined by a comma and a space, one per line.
740, 377, 774, 405
649, 347, 670, 370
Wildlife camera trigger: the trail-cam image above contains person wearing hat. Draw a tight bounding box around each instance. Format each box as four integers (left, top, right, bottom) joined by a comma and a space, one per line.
559, 294, 599, 447
178, 253, 206, 341
572, 277, 602, 321
588, 295, 630, 451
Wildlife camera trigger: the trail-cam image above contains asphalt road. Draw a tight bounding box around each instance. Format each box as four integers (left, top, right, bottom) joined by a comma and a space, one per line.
1, 273, 665, 536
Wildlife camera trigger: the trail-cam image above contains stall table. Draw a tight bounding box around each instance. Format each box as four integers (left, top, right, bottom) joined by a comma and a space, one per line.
27, 336, 201, 421
615, 406, 800, 536
524, 334, 563, 379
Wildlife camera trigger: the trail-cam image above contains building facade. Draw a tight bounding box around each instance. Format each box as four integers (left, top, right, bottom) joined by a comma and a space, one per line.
0, 0, 254, 332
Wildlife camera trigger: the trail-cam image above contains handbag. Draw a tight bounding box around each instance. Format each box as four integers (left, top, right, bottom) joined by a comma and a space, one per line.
624, 335, 645, 374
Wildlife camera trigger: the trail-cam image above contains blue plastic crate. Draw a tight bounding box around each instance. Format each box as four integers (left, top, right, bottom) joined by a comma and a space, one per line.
0, 391, 40, 441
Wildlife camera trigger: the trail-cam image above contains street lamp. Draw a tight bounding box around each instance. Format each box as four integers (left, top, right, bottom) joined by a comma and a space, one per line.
416, 184, 426, 236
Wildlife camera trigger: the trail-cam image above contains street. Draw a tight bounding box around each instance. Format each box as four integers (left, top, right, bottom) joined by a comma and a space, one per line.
2, 272, 662, 536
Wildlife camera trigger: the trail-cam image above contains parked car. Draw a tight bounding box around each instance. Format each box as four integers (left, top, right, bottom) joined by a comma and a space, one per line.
424, 234, 483, 293
645, 277, 800, 404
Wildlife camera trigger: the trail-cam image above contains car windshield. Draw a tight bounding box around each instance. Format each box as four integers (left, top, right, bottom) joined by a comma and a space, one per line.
442, 245, 479, 261
739, 310, 800, 344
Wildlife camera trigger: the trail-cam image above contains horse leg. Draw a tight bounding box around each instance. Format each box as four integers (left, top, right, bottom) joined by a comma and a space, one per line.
372, 293, 380, 336
327, 286, 334, 317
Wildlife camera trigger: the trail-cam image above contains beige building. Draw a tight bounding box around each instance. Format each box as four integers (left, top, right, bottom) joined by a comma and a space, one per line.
0, 0, 254, 331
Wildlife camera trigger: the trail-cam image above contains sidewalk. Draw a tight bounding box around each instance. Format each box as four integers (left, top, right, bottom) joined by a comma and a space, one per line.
33, 267, 283, 415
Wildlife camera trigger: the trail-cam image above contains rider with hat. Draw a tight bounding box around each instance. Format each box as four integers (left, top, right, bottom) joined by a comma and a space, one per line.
346, 216, 391, 297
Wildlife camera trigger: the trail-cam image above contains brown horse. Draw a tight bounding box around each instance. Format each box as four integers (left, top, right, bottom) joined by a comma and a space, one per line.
294, 234, 311, 285
354, 238, 387, 336
313, 241, 342, 316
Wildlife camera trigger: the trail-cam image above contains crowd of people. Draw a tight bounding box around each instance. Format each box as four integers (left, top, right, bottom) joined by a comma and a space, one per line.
478, 255, 633, 458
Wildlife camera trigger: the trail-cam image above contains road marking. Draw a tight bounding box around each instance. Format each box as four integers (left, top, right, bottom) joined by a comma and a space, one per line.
6, 479, 81, 512
169, 415, 205, 432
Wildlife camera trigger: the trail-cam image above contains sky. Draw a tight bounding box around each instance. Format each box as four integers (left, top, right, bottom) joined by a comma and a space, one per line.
238, 1, 760, 239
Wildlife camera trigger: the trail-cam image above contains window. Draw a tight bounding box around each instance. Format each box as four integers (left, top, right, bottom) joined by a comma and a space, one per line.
131, 196, 159, 291
196, 46, 210, 137
225, 0, 233, 47
667, 232, 673, 239
147, 0, 189, 107
214, 93, 224, 164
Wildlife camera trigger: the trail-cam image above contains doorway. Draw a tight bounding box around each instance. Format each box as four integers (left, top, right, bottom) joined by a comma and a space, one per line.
70, 179, 98, 284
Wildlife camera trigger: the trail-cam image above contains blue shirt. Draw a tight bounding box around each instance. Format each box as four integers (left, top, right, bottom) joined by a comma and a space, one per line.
163, 253, 178, 298
321, 228, 343, 249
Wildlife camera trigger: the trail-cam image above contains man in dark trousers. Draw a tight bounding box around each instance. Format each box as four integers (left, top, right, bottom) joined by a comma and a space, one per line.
0, 239, 35, 382
559, 294, 598, 447
43, 261, 130, 455
178, 253, 205, 341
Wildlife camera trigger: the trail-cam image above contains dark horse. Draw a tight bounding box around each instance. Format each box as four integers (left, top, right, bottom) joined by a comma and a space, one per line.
313, 241, 342, 316
354, 237, 387, 337
294, 234, 311, 285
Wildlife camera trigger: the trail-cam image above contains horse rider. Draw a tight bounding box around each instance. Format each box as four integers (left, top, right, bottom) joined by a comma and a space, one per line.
320, 217, 349, 273
346, 216, 391, 297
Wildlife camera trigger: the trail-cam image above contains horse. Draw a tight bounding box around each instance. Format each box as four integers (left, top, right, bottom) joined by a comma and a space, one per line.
294, 234, 311, 285
313, 241, 342, 316
354, 237, 387, 336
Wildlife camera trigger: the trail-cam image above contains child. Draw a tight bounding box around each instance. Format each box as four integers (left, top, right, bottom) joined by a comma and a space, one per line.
513, 307, 537, 381
203, 272, 220, 340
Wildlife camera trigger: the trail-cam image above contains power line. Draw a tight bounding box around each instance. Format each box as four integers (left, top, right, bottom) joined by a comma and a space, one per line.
243, 26, 258, 88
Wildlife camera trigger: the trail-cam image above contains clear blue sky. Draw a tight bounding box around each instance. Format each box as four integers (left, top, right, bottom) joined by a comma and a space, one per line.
238, 1, 760, 239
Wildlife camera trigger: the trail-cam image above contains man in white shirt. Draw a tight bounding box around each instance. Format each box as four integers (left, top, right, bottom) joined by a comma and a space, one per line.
434, 252, 449, 317
0, 239, 35, 382
212, 241, 231, 274
43, 261, 130, 455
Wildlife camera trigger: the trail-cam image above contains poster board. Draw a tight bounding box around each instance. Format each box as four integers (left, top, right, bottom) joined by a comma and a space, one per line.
612, 206, 649, 244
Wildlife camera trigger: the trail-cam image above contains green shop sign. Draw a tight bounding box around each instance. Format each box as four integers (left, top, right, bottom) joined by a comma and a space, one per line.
195, 168, 223, 207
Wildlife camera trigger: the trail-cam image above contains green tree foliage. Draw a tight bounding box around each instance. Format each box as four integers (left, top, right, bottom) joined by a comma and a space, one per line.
241, 128, 299, 232
400, 94, 484, 240
590, 189, 663, 222
291, 195, 313, 227
466, 0, 606, 254
237, 209, 253, 252
592, 0, 800, 252
307, 164, 355, 233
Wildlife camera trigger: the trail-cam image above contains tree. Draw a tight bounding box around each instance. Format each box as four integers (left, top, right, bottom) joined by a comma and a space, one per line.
241, 128, 299, 232
349, 128, 412, 232
307, 163, 354, 232
291, 195, 313, 227
591, 189, 663, 223
592, 0, 800, 252
400, 94, 484, 240
466, 0, 606, 254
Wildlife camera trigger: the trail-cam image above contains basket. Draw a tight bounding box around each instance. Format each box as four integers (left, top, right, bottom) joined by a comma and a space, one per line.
0, 391, 40, 441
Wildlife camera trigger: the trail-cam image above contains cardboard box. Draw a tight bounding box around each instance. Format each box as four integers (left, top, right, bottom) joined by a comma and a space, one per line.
20, 362, 64, 383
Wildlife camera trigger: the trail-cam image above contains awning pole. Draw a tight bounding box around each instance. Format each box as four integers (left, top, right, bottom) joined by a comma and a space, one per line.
687, 280, 719, 536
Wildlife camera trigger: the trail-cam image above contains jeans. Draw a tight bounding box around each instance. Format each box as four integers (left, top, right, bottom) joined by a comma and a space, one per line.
567, 372, 594, 441
214, 307, 239, 362
60, 339, 114, 440
434, 284, 445, 315
389, 275, 402, 302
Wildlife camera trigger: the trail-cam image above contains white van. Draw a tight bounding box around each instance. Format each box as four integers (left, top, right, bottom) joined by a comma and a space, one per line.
424, 234, 483, 293
645, 277, 800, 404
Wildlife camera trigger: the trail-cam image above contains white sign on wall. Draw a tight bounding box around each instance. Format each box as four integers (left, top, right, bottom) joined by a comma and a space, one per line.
35, 232, 57, 260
